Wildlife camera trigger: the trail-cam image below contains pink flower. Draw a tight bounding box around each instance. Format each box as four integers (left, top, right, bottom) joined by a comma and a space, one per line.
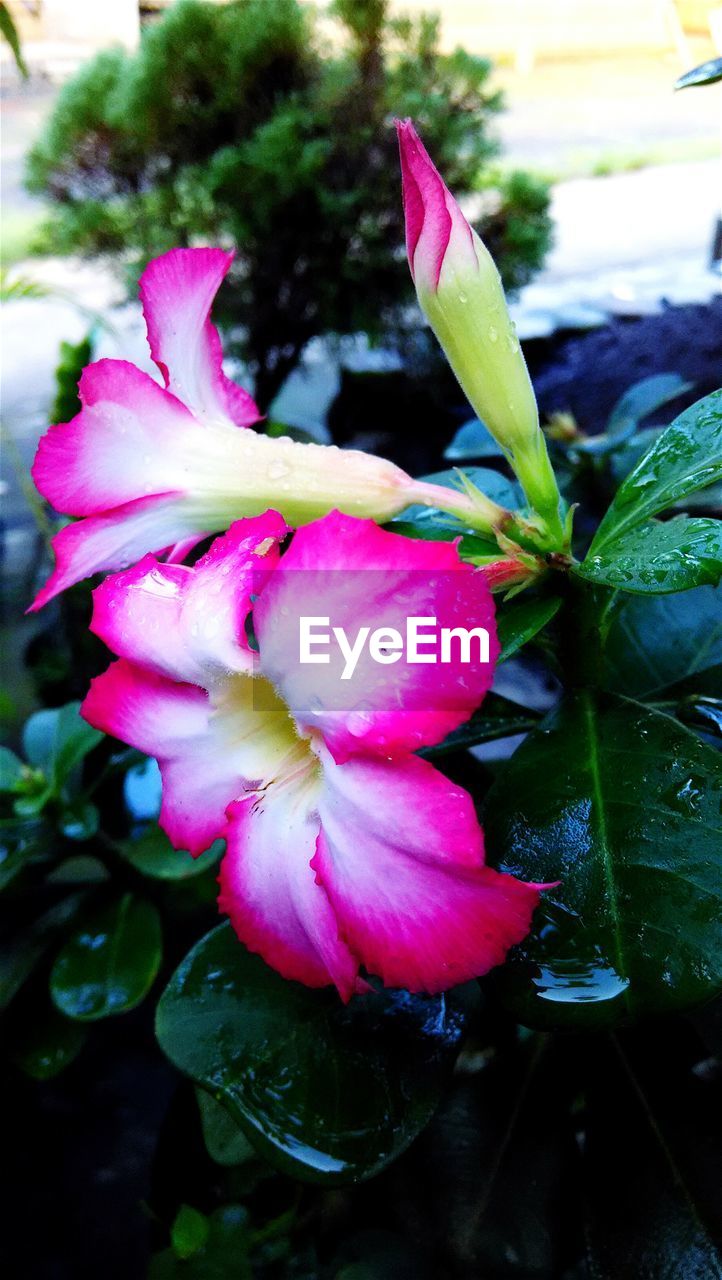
30, 247, 512, 612
82, 509, 539, 998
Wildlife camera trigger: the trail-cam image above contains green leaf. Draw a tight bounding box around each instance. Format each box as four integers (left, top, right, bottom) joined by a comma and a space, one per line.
22, 702, 103, 796
171, 1205, 210, 1260
0, 747, 23, 792
609, 425, 662, 485
149, 1206, 252, 1280
601, 584, 722, 697
196, 1088, 256, 1167
583, 1035, 722, 1277
59, 799, 100, 842
50, 894, 162, 1020
0, 893, 85, 1010
403, 1036, 577, 1277
119, 827, 223, 880
496, 595, 562, 662
606, 373, 692, 441
0, 817, 51, 892
485, 693, 722, 1030
676, 55, 722, 89
444, 417, 504, 461
11, 1001, 87, 1080
156, 923, 468, 1184
574, 374, 692, 458
422, 693, 540, 757
590, 390, 722, 554
578, 516, 722, 594
0, 2, 28, 78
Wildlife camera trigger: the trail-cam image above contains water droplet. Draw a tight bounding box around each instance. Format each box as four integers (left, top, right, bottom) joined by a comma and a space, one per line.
268, 460, 291, 480
487, 324, 498, 343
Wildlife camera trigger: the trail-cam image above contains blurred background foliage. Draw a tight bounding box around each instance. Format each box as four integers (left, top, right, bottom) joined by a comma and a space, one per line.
24, 0, 551, 409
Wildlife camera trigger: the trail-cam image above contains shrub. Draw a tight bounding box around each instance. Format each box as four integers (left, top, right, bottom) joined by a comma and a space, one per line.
26, 0, 551, 409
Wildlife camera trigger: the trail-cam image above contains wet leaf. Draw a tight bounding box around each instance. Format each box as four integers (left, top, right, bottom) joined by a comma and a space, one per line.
496, 595, 561, 661
578, 516, 722, 593
0, 893, 85, 1010
11, 1000, 87, 1080
485, 693, 722, 1030
601, 583, 722, 697
156, 923, 468, 1184
50, 894, 162, 1020
590, 390, 722, 553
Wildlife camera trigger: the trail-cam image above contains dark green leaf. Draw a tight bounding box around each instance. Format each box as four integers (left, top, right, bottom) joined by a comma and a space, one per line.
156, 923, 468, 1184
590, 390, 722, 553
583, 1035, 722, 1277
444, 417, 504, 461
485, 693, 722, 1029
0, 817, 51, 891
0, 747, 23, 791
405, 1036, 579, 1277
11, 1001, 87, 1080
196, 1088, 256, 1167
46, 855, 109, 885
601, 584, 722, 697
676, 56, 722, 89
50, 894, 162, 1020
496, 595, 562, 662
59, 799, 100, 842
578, 516, 722, 594
422, 693, 540, 757
119, 827, 223, 880
0, 893, 85, 1010
149, 1206, 252, 1280
171, 1205, 210, 1260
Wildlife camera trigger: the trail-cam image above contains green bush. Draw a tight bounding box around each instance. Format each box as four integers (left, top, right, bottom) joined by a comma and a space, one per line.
27, 0, 551, 409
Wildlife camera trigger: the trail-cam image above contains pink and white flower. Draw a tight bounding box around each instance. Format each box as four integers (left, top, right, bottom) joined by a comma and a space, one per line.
30, 247, 510, 611
82, 509, 540, 998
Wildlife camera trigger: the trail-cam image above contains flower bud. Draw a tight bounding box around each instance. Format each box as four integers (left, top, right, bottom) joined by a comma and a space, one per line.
396, 119, 564, 546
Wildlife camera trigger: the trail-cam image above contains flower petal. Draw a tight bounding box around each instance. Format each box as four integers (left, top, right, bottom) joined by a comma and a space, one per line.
90, 514, 288, 686
82, 659, 235, 855
28, 492, 202, 612
313, 748, 540, 993
139, 247, 259, 428
31, 359, 213, 518
255, 511, 498, 761
396, 118, 477, 292
219, 793, 361, 1000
